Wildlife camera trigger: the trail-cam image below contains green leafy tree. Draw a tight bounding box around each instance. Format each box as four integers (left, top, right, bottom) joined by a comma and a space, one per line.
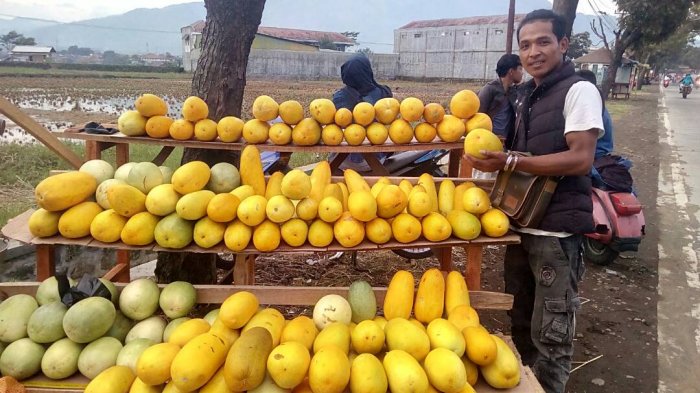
568, 32, 592, 59
1, 31, 36, 50
318, 35, 337, 50
341, 31, 360, 44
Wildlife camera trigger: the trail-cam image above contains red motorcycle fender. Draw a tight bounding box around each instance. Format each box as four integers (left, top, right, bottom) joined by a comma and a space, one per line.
587, 189, 614, 243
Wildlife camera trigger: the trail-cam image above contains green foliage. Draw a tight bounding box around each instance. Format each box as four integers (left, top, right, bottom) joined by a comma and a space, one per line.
356, 47, 373, 55
341, 31, 360, 43
1, 31, 36, 49
318, 35, 337, 50
568, 32, 591, 59
616, 0, 694, 51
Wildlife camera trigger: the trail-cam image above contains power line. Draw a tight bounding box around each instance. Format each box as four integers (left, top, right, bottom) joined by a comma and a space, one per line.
0, 13, 180, 34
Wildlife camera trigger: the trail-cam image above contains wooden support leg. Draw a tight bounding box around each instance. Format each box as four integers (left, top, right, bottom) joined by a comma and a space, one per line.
449, 149, 463, 177
464, 245, 482, 290
233, 254, 256, 285
85, 140, 99, 160
435, 247, 453, 272
329, 153, 348, 175
362, 153, 390, 176
36, 244, 55, 281
114, 250, 130, 282
116, 143, 130, 166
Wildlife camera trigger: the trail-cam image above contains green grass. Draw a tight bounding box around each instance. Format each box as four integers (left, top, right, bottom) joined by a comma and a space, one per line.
0, 66, 190, 80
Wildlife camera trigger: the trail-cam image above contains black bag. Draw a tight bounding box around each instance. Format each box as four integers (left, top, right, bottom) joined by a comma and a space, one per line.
593, 155, 633, 192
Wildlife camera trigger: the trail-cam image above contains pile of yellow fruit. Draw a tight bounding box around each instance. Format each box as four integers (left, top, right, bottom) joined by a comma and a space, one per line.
117, 90, 501, 147
28, 145, 510, 251
85, 269, 521, 393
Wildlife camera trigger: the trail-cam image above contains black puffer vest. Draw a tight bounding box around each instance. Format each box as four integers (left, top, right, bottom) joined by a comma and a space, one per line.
510, 62, 594, 234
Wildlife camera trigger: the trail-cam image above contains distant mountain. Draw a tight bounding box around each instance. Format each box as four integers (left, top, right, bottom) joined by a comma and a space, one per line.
0, 1, 617, 55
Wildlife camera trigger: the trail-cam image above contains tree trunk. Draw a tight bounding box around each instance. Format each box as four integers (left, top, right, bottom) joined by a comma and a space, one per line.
155, 0, 266, 284
602, 42, 625, 100
552, 0, 579, 39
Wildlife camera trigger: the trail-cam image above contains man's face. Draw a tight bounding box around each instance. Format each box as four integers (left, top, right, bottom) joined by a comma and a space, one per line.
518, 20, 568, 83
510, 65, 524, 84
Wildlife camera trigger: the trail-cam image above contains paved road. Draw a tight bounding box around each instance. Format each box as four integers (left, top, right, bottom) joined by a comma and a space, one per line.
657, 85, 700, 392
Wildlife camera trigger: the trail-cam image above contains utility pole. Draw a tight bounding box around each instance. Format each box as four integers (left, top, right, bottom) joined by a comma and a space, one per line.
506, 0, 515, 54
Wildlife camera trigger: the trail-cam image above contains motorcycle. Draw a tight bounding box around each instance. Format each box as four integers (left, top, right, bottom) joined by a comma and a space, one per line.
663, 79, 670, 88
584, 183, 645, 266
681, 83, 692, 99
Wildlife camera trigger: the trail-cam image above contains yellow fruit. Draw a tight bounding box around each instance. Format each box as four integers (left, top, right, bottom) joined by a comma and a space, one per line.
219, 291, 259, 330
466, 112, 493, 132
374, 97, 400, 124
240, 145, 266, 196
444, 270, 470, 315
224, 327, 273, 392
225, 220, 253, 251
383, 270, 414, 320
280, 218, 308, 247
308, 161, 331, 203
309, 346, 350, 393
385, 318, 431, 361
391, 213, 421, 243
309, 98, 336, 125
353, 102, 375, 126
182, 96, 209, 122
238, 195, 268, 227
84, 365, 135, 393
448, 305, 480, 332
89, 209, 128, 243
462, 187, 491, 215
408, 191, 432, 218
313, 322, 351, 354
365, 122, 388, 145
462, 356, 479, 387
426, 318, 465, 356
118, 110, 148, 136
243, 308, 286, 346
422, 212, 452, 242
281, 315, 318, 350
193, 118, 218, 141
136, 342, 180, 386
437, 114, 466, 142
308, 219, 334, 247
279, 100, 304, 125
129, 377, 162, 393
193, 216, 226, 248
351, 320, 385, 354
480, 335, 521, 389
296, 197, 319, 221
438, 179, 456, 215
35, 171, 97, 212
414, 122, 437, 143
449, 90, 480, 119
281, 169, 312, 200
265, 171, 285, 199
171, 332, 229, 392
153, 213, 194, 249
480, 208, 509, 237
399, 97, 424, 122
28, 208, 62, 238
135, 93, 168, 117
464, 128, 503, 159
176, 189, 215, 220
388, 118, 414, 144
453, 182, 476, 211
121, 211, 159, 246
383, 350, 429, 393
337, 182, 349, 210
293, 118, 322, 146
418, 173, 438, 212
447, 210, 481, 240
207, 193, 240, 223
348, 190, 377, 222
253, 219, 280, 252
322, 124, 344, 145
344, 124, 366, 146
376, 184, 407, 219
423, 348, 467, 393
198, 367, 230, 393
463, 326, 497, 366
171, 161, 211, 195
268, 122, 293, 145
343, 168, 370, 193
365, 217, 392, 244
231, 184, 256, 201
333, 212, 365, 247
423, 103, 445, 124
167, 318, 210, 346
252, 95, 279, 121
398, 180, 413, 199
318, 196, 343, 223
350, 353, 387, 393
413, 268, 445, 323
266, 195, 295, 223
217, 116, 244, 142
168, 119, 194, 140
292, 378, 313, 393
145, 115, 174, 138
242, 119, 270, 144
267, 341, 311, 389
334, 107, 353, 127
57, 201, 102, 238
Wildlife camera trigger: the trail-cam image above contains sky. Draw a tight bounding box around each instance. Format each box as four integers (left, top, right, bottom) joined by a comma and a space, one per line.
0, 0, 618, 23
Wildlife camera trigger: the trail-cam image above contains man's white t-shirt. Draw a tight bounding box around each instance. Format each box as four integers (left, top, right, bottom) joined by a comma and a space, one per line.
514, 80, 604, 238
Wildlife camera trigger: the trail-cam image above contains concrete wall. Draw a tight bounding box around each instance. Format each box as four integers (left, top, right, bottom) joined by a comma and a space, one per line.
245, 50, 399, 79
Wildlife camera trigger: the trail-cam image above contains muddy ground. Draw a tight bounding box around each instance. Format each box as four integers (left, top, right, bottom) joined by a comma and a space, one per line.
0, 75, 660, 392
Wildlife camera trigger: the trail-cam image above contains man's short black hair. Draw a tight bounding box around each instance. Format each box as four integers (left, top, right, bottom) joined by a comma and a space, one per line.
517, 9, 567, 42
496, 54, 521, 77
576, 69, 597, 85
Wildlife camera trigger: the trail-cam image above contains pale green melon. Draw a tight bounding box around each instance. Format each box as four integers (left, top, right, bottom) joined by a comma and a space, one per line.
119, 278, 160, 321
41, 338, 83, 379
77, 336, 123, 379
27, 301, 68, 343
105, 311, 133, 343
125, 315, 166, 344
62, 297, 116, 343
0, 338, 45, 380
116, 338, 155, 373
159, 281, 197, 319
0, 294, 38, 342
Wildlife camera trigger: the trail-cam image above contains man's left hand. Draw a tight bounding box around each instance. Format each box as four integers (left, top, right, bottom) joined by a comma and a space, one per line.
463, 150, 508, 172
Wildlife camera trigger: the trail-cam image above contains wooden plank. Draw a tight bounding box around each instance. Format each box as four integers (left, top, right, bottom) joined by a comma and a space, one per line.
466, 244, 482, 291
449, 148, 463, 177
114, 250, 131, 282
115, 143, 130, 166
233, 254, 256, 285
0, 97, 84, 169
151, 146, 175, 166
35, 245, 55, 281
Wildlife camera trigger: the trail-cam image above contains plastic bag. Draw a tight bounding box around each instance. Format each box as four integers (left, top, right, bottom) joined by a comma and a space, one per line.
56, 273, 112, 307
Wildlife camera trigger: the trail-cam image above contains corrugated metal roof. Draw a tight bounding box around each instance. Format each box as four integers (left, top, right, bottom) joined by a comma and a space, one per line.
10, 45, 55, 54
184, 20, 353, 44
399, 14, 526, 29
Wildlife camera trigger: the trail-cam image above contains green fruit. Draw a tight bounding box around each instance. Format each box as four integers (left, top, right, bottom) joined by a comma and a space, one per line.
42, 338, 83, 379
27, 301, 68, 343
63, 297, 116, 343
0, 294, 38, 342
119, 278, 160, 321
159, 281, 197, 319
348, 280, 377, 323
78, 336, 123, 379
0, 338, 45, 380
116, 338, 155, 373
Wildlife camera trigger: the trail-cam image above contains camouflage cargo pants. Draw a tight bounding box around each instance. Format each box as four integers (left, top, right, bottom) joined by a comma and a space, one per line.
504, 233, 585, 393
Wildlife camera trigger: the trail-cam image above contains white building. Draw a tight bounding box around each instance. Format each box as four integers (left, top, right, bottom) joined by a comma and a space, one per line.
9, 45, 55, 63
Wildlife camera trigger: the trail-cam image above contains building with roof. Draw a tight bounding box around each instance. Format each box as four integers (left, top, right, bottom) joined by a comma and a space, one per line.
8, 45, 55, 63
181, 21, 355, 72
573, 47, 639, 98
394, 14, 524, 80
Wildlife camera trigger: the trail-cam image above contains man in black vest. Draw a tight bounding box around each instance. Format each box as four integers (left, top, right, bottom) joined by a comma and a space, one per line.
465, 9, 603, 393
